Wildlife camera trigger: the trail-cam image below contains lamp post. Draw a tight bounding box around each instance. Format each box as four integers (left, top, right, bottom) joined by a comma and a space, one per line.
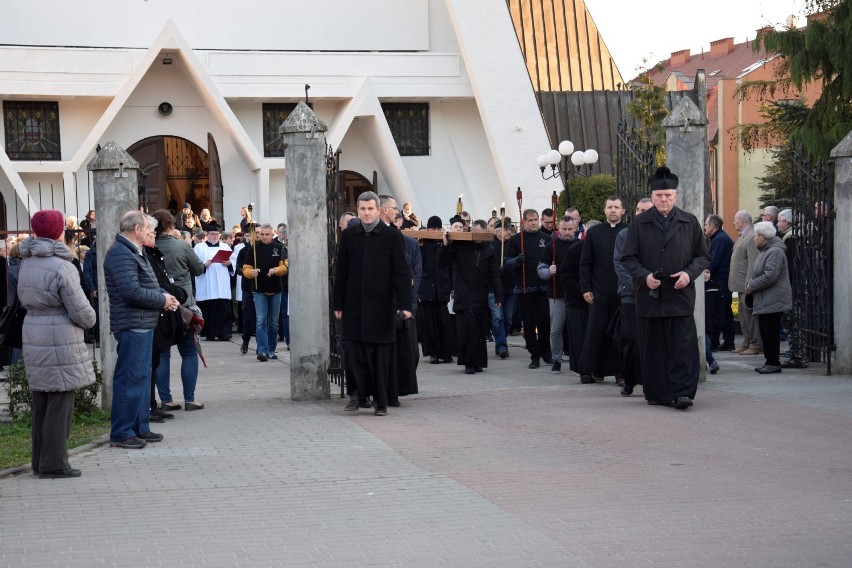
537, 140, 599, 208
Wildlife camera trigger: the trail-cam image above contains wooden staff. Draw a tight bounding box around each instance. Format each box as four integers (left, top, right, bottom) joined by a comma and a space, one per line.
516, 187, 525, 293
499, 203, 506, 266
248, 203, 257, 291
551, 190, 558, 299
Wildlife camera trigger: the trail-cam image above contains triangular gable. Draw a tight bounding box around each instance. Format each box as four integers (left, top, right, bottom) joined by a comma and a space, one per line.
328, 77, 416, 208
0, 147, 37, 215
68, 20, 262, 173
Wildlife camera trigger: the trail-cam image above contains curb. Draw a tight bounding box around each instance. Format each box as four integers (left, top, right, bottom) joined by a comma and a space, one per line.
0, 434, 110, 479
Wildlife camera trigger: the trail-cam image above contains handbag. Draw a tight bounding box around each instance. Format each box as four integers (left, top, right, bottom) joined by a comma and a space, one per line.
0, 298, 26, 349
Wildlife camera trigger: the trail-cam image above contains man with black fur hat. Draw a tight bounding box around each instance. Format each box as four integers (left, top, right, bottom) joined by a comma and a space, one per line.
621, 167, 710, 410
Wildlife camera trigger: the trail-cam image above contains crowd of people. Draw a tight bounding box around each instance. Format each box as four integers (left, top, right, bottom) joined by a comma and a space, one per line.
17, 175, 802, 476
15, 202, 292, 477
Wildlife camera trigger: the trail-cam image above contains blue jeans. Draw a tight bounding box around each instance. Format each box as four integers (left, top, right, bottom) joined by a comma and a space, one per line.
111, 329, 154, 441
705, 334, 716, 365
502, 293, 516, 336
156, 329, 200, 403
278, 290, 290, 344
488, 292, 508, 353
254, 292, 282, 356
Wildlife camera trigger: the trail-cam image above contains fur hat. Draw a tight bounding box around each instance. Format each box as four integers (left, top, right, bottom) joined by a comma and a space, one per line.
449, 215, 463, 226
205, 221, 221, 233
31, 210, 65, 240
426, 215, 443, 229
648, 166, 679, 191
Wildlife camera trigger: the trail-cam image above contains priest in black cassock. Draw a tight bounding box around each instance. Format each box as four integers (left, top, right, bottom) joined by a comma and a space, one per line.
439, 219, 501, 374
332, 191, 411, 417
620, 167, 710, 410
579, 196, 627, 384
417, 216, 455, 364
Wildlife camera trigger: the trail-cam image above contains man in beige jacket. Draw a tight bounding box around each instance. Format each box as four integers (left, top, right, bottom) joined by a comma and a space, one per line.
728, 210, 762, 355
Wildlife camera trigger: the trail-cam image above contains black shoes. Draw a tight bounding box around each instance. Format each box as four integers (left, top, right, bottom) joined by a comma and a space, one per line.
474, 367, 483, 373
708, 361, 720, 374
497, 350, 509, 359
528, 359, 540, 369
580, 374, 594, 384
149, 413, 166, 423
185, 401, 205, 411
110, 437, 147, 449
429, 356, 440, 364
464, 366, 475, 374
755, 365, 782, 374
257, 353, 268, 362
38, 468, 82, 479
160, 402, 181, 411
344, 399, 360, 411
615, 378, 625, 387
441, 356, 454, 364
374, 406, 388, 416
550, 362, 562, 374
674, 396, 694, 410
620, 385, 633, 396
240, 338, 249, 354
138, 431, 164, 442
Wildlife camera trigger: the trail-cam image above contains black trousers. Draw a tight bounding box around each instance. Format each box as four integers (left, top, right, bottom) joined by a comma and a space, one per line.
565, 307, 588, 373
395, 318, 419, 396
241, 290, 256, 342
344, 340, 393, 408
519, 292, 551, 361
198, 299, 233, 339
637, 316, 699, 403
758, 311, 783, 366
419, 301, 455, 358
618, 303, 642, 388
31, 390, 75, 474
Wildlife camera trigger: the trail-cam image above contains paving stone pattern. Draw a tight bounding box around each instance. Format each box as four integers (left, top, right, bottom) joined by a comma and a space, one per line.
1, 338, 851, 567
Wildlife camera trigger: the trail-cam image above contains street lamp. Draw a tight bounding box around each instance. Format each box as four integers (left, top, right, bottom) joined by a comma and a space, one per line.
537, 140, 599, 208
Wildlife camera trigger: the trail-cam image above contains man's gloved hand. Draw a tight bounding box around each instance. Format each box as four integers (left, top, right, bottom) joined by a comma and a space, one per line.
516, 253, 526, 265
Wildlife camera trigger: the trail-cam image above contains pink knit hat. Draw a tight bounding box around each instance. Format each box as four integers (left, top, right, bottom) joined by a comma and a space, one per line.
31, 210, 65, 240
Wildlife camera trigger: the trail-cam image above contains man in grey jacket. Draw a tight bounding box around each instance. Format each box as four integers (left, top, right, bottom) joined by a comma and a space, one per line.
104, 211, 180, 449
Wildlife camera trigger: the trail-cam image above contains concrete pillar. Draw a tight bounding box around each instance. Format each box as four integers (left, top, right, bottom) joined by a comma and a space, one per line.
830, 131, 852, 374
663, 97, 709, 382
87, 142, 140, 408
279, 103, 330, 401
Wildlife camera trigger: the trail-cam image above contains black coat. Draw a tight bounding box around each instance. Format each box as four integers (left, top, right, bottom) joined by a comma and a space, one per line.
504, 229, 550, 293
438, 240, 502, 313
579, 222, 627, 303
332, 222, 411, 343
144, 245, 189, 353
621, 206, 710, 318
557, 239, 586, 310
418, 241, 451, 303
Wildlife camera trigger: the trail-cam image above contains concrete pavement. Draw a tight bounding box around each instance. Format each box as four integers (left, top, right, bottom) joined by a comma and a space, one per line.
1, 335, 851, 567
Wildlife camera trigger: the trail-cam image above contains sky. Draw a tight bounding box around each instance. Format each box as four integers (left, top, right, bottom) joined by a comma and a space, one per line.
584, 0, 808, 79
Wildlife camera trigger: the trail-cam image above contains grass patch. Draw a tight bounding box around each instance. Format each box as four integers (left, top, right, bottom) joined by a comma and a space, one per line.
0, 409, 110, 472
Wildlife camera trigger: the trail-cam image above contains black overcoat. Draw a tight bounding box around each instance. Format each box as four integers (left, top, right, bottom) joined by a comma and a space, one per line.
620, 206, 710, 318
332, 222, 411, 343
418, 241, 452, 303
438, 240, 502, 313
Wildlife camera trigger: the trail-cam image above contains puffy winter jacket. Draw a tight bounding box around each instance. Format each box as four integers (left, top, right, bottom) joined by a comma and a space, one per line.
103, 234, 165, 332
17, 237, 96, 392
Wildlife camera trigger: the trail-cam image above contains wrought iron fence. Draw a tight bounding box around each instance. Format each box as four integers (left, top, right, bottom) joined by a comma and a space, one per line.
325, 146, 346, 397
790, 144, 835, 373
615, 122, 657, 221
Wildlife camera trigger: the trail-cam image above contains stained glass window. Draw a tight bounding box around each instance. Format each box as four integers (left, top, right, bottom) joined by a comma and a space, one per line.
262, 103, 299, 158
382, 103, 430, 156
4, 101, 61, 160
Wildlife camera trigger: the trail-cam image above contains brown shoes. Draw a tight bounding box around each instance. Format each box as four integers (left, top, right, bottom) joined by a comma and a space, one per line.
740, 348, 763, 355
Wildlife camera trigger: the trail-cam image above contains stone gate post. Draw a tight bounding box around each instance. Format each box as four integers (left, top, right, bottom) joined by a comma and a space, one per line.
86, 142, 140, 408
663, 97, 709, 381
279, 103, 331, 400
830, 131, 852, 374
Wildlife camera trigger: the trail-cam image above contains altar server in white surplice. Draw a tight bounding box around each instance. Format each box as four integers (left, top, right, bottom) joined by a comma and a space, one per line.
194, 221, 234, 341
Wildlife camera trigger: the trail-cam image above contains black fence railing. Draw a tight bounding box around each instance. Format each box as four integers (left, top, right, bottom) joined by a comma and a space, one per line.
325, 146, 346, 397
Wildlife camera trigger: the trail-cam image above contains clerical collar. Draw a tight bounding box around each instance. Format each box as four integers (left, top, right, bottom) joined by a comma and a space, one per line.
362, 218, 381, 233
206, 241, 220, 247
608, 222, 619, 228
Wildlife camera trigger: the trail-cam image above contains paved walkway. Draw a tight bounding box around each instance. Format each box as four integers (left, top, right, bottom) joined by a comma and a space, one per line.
2, 336, 851, 567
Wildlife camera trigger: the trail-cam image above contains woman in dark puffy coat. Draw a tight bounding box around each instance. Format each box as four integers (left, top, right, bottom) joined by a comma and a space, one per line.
18, 210, 96, 479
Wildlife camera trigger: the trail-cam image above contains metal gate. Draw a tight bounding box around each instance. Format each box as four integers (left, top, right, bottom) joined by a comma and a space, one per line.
615, 122, 657, 221
790, 144, 835, 373
326, 145, 346, 397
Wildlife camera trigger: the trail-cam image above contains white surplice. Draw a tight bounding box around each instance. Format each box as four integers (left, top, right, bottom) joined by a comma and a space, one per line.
194, 242, 234, 301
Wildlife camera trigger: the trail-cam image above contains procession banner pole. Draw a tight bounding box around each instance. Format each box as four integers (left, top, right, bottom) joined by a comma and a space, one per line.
516, 187, 525, 293
551, 190, 558, 300
499, 202, 506, 266
248, 203, 257, 291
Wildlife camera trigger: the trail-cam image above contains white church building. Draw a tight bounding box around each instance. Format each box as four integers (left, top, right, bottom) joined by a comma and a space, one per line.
0, 0, 563, 231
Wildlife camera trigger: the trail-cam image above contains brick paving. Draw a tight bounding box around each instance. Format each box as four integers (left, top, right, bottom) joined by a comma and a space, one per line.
1, 337, 851, 567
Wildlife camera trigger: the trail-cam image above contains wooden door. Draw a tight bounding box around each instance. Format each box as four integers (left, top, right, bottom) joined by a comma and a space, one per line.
207, 133, 224, 224
127, 136, 167, 213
